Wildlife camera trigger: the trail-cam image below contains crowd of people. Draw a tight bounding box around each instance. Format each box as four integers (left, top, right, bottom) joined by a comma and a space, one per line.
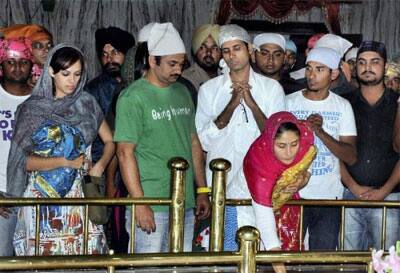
0, 21, 399, 273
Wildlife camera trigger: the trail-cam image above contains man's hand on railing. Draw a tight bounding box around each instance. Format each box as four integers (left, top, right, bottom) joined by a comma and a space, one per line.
135, 204, 156, 234
0, 206, 12, 218
359, 188, 390, 201
196, 194, 211, 220
349, 184, 373, 199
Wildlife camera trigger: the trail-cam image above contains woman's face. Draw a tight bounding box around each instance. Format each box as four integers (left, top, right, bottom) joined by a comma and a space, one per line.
50, 60, 82, 99
273, 130, 300, 164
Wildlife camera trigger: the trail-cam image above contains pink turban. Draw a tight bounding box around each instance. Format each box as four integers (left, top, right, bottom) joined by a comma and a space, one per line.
0, 37, 34, 63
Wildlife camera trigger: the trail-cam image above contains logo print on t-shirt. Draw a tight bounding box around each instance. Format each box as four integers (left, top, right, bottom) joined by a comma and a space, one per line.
0, 110, 15, 141
151, 106, 191, 121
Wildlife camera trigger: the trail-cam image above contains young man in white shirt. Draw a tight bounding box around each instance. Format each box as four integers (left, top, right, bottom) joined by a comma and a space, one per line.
195, 24, 286, 251
0, 38, 33, 256
286, 47, 357, 250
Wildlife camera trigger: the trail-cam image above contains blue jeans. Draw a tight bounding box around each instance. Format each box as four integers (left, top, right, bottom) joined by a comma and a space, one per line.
344, 189, 400, 250
125, 208, 194, 253
303, 205, 340, 250
0, 208, 17, 256
223, 206, 238, 251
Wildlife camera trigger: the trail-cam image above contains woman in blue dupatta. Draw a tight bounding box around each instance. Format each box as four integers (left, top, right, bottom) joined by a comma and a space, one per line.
7, 44, 115, 256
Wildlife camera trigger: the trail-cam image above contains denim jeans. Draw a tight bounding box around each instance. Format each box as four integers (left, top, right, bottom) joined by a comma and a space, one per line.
0, 208, 17, 256
344, 189, 400, 250
223, 206, 238, 251
303, 205, 340, 250
125, 208, 194, 253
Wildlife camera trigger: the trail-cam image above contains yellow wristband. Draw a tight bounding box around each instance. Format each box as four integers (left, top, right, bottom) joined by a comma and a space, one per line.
197, 187, 211, 194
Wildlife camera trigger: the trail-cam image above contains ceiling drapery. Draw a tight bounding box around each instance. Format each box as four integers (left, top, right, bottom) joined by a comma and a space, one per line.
216, 0, 341, 34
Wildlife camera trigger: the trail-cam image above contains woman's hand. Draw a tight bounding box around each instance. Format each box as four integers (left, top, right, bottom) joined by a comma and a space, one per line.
65, 154, 85, 169
281, 171, 311, 194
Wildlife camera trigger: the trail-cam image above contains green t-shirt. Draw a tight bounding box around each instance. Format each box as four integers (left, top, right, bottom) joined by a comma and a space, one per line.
114, 78, 196, 212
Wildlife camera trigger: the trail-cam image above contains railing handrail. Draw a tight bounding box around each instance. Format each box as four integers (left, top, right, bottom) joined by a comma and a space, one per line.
0, 197, 171, 205
225, 198, 400, 207
2, 197, 398, 207
0, 251, 373, 270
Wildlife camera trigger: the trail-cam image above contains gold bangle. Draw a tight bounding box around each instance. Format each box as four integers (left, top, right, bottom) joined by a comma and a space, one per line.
197, 187, 211, 194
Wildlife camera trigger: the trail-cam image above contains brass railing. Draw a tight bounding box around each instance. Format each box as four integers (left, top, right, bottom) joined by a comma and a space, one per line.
0, 157, 188, 256
0, 226, 374, 273
209, 158, 399, 252
0, 157, 392, 272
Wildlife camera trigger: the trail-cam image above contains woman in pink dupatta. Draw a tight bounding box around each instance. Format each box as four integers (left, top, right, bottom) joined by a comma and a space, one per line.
243, 111, 316, 251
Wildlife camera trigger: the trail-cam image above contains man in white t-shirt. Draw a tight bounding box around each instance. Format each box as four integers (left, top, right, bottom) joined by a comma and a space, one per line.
286, 47, 357, 250
195, 24, 286, 251
0, 38, 33, 256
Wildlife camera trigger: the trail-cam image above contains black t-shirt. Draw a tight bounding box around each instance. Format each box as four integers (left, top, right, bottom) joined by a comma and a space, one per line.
344, 89, 400, 192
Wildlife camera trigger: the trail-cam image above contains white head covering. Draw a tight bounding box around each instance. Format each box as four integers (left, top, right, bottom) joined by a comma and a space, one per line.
285, 39, 297, 54
306, 47, 341, 69
138, 22, 156, 43
345, 47, 358, 62
218, 24, 250, 47
147, 22, 186, 56
253, 33, 286, 51
314, 34, 352, 58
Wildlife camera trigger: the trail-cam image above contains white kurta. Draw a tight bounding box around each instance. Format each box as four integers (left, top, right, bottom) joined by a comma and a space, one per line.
195, 68, 285, 227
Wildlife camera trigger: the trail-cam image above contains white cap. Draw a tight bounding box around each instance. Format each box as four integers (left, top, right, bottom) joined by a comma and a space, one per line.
306, 47, 341, 69
345, 47, 358, 62
218, 24, 250, 47
253, 33, 286, 51
138, 22, 156, 42
314, 34, 353, 58
147, 22, 186, 56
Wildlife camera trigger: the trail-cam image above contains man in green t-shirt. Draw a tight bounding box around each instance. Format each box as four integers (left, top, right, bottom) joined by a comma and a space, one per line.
114, 22, 210, 253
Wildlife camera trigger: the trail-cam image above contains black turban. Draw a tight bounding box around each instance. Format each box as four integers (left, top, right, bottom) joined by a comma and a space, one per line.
95, 26, 135, 58
357, 40, 387, 62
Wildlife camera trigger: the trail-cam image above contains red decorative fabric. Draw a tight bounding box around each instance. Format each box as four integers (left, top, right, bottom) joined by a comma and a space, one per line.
243, 111, 314, 207
275, 193, 303, 251
325, 2, 342, 34
216, 0, 341, 34
216, 0, 232, 25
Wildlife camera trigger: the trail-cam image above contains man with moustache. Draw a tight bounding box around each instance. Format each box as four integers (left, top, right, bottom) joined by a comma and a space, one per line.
85, 26, 135, 196
0, 38, 33, 256
252, 33, 304, 94
282, 39, 297, 74
286, 47, 357, 250
1, 24, 53, 88
182, 24, 221, 91
196, 24, 285, 251
85, 27, 134, 252
341, 41, 400, 250
115, 22, 210, 253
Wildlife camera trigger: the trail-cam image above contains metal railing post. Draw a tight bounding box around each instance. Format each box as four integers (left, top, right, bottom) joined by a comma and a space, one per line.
107, 249, 115, 273
209, 158, 231, 252
168, 157, 188, 253
237, 226, 259, 273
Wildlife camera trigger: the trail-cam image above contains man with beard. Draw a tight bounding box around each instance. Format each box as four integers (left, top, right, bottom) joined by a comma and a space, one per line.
282, 39, 297, 74
115, 22, 210, 253
0, 38, 33, 256
85, 26, 134, 252
1, 24, 53, 88
86, 26, 135, 184
182, 24, 221, 91
286, 47, 357, 250
341, 41, 400, 250
252, 33, 304, 94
